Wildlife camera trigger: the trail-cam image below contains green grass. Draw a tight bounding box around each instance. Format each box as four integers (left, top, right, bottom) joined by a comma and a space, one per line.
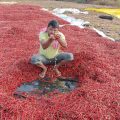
55, 0, 120, 6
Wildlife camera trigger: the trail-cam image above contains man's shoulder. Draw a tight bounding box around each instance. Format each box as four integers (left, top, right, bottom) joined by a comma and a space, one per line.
40, 31, 47, 36
39, 31, 48, 42
39, 31, 48, 39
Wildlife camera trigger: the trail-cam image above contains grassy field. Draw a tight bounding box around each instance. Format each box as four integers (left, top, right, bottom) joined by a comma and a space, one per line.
57, 0, 120, 6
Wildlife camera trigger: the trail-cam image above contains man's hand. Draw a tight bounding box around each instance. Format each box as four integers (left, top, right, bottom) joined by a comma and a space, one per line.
49, 34, 55, 41
41, 34, 55, 49
55, 34, 61, 40
54, 33, 67, 48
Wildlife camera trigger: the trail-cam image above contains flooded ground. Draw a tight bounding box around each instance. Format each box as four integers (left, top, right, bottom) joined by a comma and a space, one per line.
14, 77, 78, 99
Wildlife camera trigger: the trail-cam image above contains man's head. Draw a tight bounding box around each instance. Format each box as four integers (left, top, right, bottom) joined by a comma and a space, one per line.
47, 20, 59, 35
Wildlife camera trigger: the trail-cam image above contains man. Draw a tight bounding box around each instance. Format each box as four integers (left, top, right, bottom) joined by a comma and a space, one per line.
30, 20, 74, 78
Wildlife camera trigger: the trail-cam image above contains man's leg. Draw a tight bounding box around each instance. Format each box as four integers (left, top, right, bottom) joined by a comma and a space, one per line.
36, 62, 47, 78
53, 52, 74, 77
30, 54, 49, 78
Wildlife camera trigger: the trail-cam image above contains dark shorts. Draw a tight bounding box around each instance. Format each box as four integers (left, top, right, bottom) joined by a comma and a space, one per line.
30, 52, 74, 65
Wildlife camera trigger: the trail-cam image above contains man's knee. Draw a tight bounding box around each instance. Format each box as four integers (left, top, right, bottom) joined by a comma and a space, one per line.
30, 54, 48, 65
30, 59, 41, 65
35, 62, 43, 66
67, 53, 74, 61
61, 53, 74, 61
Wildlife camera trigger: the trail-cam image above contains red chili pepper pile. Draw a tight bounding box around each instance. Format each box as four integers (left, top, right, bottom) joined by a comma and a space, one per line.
0, 4, 120, 120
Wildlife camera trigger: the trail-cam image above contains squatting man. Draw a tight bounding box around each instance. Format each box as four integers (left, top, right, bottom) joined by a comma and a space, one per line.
30, 20, 74, 78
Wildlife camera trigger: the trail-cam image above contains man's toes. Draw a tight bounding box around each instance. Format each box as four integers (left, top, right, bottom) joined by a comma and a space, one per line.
54, 69, 61, 77
39, 72, 46, 78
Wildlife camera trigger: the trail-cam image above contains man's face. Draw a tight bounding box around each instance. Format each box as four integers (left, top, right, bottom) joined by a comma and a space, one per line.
47, 26, 59, 35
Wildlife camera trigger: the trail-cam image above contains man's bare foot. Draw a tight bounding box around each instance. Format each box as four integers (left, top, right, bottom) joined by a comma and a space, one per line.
39, 69, 47, 78
53, 67, 61, 77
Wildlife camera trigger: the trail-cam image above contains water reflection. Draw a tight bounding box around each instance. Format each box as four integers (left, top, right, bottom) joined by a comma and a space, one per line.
14, 77, 78, 98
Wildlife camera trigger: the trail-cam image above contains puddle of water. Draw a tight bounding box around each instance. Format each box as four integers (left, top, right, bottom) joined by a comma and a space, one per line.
14, 77, 78, 98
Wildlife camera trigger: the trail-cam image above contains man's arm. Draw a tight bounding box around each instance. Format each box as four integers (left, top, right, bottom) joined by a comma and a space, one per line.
55, 34, 67, 48
40, 34, 55, 49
